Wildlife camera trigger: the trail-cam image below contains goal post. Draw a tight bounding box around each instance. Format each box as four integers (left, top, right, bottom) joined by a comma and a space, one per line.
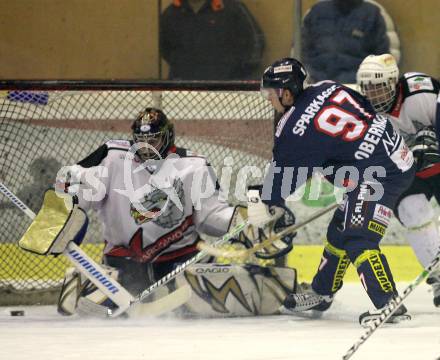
0, 80, 275, 305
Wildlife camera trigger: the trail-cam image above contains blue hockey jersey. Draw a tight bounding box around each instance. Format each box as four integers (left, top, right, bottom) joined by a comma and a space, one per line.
262, 81, 414, 206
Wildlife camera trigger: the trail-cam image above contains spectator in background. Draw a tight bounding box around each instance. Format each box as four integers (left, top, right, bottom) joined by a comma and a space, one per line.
298, 0, 400, 84
159, 0, 265, 80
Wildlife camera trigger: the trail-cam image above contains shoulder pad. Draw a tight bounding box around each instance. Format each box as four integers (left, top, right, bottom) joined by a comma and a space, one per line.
105, 139, 131, 150
174, 147, 206, 159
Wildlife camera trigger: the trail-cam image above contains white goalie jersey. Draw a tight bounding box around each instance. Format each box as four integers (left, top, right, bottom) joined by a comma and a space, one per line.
59, 140, 234, 262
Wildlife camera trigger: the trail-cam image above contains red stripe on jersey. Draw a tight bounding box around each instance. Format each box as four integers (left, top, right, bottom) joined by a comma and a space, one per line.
416, 163, 440, 179
390, 86, 404, 118
105, 215, 195, 263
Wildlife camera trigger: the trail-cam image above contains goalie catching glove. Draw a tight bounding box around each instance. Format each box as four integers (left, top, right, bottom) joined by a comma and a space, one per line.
410, 126, 440, 174
18, 189, 88, 255
227, 188, 296, 260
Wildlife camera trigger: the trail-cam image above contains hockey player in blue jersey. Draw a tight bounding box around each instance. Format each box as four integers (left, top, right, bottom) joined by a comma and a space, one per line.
247, 58, 415, 326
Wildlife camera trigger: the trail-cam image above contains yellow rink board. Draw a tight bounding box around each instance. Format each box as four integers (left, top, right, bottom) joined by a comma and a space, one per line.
1, 244, 422, 283
0, 243, 103, 280
287, 245, 423, 283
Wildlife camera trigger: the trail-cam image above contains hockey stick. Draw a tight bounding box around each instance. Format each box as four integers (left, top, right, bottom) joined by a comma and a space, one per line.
342, 250, 440, 360
133, 220, 249, 304
75, 283, 192, 318
128, 284, 192, 317
198, 202, 339, 260
0, 183, 189, 317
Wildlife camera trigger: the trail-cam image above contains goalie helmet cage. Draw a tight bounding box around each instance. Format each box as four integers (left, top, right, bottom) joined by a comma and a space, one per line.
0, 80, 275, 305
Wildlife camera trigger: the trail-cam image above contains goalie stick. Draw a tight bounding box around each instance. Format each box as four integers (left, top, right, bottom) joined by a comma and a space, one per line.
342, 250, 440, 360
75, 283, 192, 318
128, 284, 192, 317
197, 202, 339, 260
0, 182, 189, 317
132, 220, 249, 305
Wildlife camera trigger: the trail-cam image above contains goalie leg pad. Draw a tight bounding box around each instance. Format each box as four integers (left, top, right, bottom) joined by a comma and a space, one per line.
57, 265, 120, 317
57, 267, 82, 316
175, 263, 297, 317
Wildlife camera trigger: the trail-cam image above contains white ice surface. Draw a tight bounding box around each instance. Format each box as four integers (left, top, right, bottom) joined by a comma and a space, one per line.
0, 283, 439, 360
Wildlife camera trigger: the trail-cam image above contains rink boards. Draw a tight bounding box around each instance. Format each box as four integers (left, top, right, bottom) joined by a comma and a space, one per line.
0, 243, 423, 283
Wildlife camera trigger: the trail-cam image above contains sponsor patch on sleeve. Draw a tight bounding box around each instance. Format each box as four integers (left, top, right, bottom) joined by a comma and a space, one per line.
106, 139, 130, 149
372, 204, 392, 226
408, 76, 434, 92
368, 221, 386, 236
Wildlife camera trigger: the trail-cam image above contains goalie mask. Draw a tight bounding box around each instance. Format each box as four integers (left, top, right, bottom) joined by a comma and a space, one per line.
132, 107, 175, 161
261, 57, 307, 102
357, 54, 399, 113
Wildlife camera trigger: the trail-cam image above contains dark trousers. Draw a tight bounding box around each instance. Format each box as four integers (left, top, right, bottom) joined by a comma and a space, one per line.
312, 167, 415, 308
104, 251, 199, 296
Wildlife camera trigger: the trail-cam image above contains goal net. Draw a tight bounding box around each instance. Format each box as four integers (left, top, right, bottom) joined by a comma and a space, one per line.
0, 81, 275, 305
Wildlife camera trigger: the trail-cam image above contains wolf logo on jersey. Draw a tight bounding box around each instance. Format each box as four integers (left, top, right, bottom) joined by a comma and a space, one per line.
152, 178, 185, 228
129, 178, 185, 228
130, 187, 169, 225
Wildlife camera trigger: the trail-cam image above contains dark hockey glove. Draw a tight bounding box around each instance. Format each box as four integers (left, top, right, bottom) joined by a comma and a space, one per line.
410, 126, 440, 172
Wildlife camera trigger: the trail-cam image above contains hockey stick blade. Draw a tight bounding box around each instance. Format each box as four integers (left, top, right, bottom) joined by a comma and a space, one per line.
342, 250, 440, 360
127, 285, 192, 317
198, 202, 339, 259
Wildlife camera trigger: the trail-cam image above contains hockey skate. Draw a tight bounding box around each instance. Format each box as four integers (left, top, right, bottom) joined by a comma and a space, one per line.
426, 270, 440, 307
359, 303, 411, 328
279, 284, 333, 315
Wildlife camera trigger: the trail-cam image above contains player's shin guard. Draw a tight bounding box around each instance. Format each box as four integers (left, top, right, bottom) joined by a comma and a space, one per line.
312, 242, 350, 298
353, 250, 397, 309
281, 242, 348, 314
353, 250, 410, 326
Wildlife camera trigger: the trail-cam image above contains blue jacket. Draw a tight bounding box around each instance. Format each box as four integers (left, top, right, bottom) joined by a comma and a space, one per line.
301, 0, 390, 83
